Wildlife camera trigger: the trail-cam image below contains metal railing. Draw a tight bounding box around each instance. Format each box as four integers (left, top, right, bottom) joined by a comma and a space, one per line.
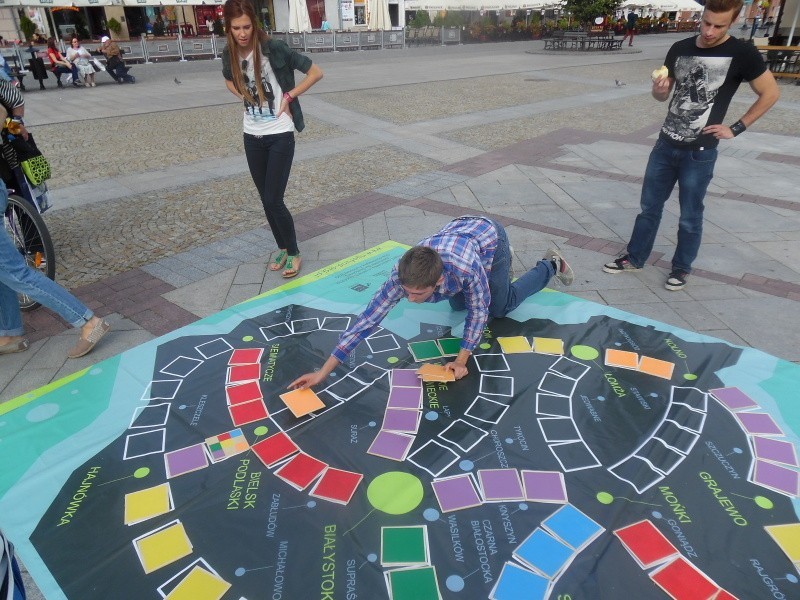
269, 29, 409, 52
10, 28, 427, 75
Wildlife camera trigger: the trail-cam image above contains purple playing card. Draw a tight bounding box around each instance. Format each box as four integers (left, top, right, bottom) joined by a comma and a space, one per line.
391, 369, 422, 389
387, 386, 423, 410
368, 430, 415, 461
382, 408, 421, 433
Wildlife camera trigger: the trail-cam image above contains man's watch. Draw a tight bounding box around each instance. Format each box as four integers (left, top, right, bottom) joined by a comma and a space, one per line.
11, 117, 24, 126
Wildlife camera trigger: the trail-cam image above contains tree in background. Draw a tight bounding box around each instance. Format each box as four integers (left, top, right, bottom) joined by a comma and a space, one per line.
19, 15, 37, 41
563, 0, 620, 27
433, 11, 464, 28
408, 11, 432, 28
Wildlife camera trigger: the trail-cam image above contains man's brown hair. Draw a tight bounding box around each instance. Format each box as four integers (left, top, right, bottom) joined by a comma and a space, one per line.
398, 247, 443, 289
704, 0, 744, 18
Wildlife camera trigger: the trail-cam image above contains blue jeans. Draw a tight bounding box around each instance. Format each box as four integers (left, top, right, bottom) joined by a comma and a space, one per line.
243, 132, 298, 255
449, 221, 554, 317
627, 139, 717, 274
53, 64, 79, 83
0, 181, 92, 336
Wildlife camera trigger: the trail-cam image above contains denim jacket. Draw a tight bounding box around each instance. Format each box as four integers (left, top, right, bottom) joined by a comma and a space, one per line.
222, 38, 312, 132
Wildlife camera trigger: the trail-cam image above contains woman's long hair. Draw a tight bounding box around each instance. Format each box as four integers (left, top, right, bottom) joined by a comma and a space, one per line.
224, 0, 269, 107
46, 37, 58, 52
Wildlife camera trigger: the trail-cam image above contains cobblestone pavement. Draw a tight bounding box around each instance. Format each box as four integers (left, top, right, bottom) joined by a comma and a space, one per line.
48, 144, 437, 287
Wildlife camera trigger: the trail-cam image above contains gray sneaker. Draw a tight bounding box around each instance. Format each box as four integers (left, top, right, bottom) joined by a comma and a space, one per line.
543, 248, 574, 286
603, 254, 642, 274
665, 270, 688, 291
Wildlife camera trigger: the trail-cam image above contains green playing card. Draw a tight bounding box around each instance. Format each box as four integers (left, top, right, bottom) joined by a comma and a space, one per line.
381, 526, 428, 566
436, 337, 462, 357
408, 340, 443, 361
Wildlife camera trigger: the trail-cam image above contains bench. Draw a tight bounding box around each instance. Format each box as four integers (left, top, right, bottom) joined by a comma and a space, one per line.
543, 31, 565, 50
544, 30, 622, 51
758, 45, 800, 81
1, 52, 27, 90
565, 31, 587, 50
585, 38, 623, 50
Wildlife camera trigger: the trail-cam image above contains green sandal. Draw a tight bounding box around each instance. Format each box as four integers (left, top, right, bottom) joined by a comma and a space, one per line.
269, 250, 288, 271
282, 255, 302, 278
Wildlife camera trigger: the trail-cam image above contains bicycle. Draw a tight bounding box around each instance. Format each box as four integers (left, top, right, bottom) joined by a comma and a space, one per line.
1, 125, 55, 311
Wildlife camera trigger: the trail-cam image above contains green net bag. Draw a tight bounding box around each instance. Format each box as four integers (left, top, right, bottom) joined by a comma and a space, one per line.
21, 154, 51, 186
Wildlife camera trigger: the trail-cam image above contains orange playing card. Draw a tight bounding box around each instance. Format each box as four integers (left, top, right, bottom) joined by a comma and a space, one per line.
279, 388, 326, 417
417, 364, 455, 382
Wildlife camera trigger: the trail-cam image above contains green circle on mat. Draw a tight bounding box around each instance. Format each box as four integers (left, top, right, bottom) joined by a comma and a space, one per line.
479, 343, 491, 350
571, 345, 599, 360
367, 472, 424, 515
133, 467, 150, 479
683, 373, 698, 381
242, 335, 254, 342
253, 425, 269, 437
387, 356, 399, 364
596, 491, 614, 505
755, 496, 773, 509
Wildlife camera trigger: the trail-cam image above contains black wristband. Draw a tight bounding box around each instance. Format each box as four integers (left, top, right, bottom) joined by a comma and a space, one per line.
11, 117, 24, 125
729, 120, 746, 137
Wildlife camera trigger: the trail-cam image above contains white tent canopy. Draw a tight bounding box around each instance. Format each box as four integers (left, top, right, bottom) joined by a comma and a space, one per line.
288, 0, 311, 32
620, 0, 702, 12
405, 0, 553, 9
367, 0, 391, 29
120, 0, 224, 4
405, 0, 561, 11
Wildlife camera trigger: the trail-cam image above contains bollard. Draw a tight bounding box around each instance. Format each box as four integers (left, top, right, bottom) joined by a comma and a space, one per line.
142, 37, 152, 64
177, 31, 187, 62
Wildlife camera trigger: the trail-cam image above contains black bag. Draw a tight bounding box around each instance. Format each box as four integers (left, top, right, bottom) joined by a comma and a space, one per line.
7, 133, 42, 163
26, 57, 48, 81
1, 133, 50, 186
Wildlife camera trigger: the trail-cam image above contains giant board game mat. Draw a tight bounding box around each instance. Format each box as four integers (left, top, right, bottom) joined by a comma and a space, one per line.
2, 241, 800, 600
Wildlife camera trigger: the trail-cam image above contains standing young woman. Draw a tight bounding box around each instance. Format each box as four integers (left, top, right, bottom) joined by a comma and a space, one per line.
222, 0, 323, 278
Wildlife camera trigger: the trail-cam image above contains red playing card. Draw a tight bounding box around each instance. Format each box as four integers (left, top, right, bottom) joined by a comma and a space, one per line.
228, 399, 268, 426
650, 557, 719, 600
614, 520, 678, 568
274, 453, 328, 490
227, 364, 261, 383
226, 381, 263, 405
252, 432, 299, 467
310, 468, 363, 505
229, 348, 264, 365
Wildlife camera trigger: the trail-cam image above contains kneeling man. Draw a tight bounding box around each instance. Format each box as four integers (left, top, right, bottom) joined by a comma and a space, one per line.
290, 215, 573, 387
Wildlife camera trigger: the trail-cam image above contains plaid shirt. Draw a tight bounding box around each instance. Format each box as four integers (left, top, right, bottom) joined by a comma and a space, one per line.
333, 216, 498, 362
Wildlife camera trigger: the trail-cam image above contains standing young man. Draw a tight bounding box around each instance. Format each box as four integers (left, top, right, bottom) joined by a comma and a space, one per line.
290, 216, 573, 387
603, 0, 778, 291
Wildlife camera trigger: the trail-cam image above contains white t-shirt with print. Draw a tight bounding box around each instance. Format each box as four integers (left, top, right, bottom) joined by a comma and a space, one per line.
241, 51, 295, 136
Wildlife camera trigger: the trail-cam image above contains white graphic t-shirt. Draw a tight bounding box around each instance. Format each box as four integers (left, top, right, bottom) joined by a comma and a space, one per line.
241, 52, 295, 136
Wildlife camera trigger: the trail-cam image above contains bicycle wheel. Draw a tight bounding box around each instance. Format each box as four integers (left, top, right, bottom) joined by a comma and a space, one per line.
4, 194, 56, 312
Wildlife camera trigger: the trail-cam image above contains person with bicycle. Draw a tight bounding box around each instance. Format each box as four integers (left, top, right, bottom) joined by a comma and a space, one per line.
0, 82, 111, 357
